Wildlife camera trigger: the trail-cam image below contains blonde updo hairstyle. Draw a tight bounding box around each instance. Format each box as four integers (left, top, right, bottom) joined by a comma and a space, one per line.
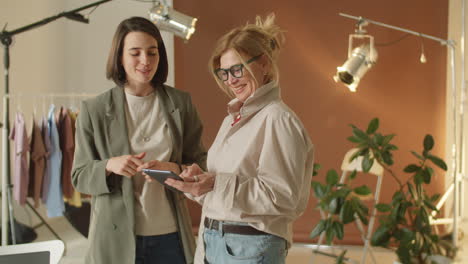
209, 13, 285, 98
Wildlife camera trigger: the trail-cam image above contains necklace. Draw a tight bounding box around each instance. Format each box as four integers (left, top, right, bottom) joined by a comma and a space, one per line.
126, 92, 156, 143
139, 94, 156, 142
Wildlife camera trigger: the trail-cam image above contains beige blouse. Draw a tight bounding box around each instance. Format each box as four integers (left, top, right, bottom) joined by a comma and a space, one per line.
192, 81, 314, 263
124, 91, 177, 236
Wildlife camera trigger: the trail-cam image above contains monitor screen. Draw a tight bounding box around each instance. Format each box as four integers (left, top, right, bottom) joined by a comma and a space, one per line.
0, 251, 50, 264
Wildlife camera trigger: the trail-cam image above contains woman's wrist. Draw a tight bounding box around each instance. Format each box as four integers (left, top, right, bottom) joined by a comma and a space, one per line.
176, 163, 184, 174
105, 159, 112, 176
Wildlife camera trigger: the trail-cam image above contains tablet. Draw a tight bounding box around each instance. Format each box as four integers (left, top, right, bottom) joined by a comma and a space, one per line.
142, 169, 183, 192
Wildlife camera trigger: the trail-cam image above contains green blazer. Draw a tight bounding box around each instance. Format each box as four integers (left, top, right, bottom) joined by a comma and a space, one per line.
71, 85, 207, 264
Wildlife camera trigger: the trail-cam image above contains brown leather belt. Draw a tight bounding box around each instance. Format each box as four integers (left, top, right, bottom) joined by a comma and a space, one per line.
204, 218, 267, 236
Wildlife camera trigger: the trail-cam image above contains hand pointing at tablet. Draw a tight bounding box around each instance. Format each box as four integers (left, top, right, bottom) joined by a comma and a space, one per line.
165, 164, 215, 196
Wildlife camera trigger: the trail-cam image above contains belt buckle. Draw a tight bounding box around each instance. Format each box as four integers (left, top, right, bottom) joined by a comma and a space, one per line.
207, 218, 215, 230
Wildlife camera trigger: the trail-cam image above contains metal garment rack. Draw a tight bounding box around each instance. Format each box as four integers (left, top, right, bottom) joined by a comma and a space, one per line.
0, 0, 111, 246
1, 93, 96, 244
339, 11, 465, 249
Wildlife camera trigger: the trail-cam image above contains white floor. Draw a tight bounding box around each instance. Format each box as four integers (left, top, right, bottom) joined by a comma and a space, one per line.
7, 203, 468, 263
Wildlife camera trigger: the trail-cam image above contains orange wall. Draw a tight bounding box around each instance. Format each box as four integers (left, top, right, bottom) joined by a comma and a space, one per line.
175, 0, 448, 244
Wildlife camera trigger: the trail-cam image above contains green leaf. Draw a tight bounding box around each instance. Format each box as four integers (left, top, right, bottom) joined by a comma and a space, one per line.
312, 163, 321, 176
349, 170, 357, 180
310, 219, 326, 238
334, 188, 351, 198
329, 198, 338, 214
423, 199, 438, 212
392, 191, 404, 203
371, 225, 391, 246
356, 198, 369, 215
381, 151, 394, 165
326, 169, 339, 185
375, 203, 392, 212
353, 198, 369, 225
340, 200, 355, 224
382, 134, 395, 145
427, 154, 448, 171
427, 166, 434, 176
374, 133, 384, 145
385, 144, 398, 151
430, 194, 441, 203
415, 209, 424, 229
366, 118, 379, 134
403, 164, 420, 173
349, 151, 360, 163
422, 168, 432, 184
333, 221, 344, 240
423, 149, 429, 158
325, 223, 335, 244
399, 228, 415, 243
347, 136, 362, 143
352, 126, 369, 141
313, 182, 326, 198
411, 150, 424, 160
362, 156, 374, 172
407, 182, 416, 200
414, 170, 424, 185
396, 246, 411, 264
354, 185, 372, 196
398, 202, 409, 220
423, 134, 434, 151
329, 197, 343, 214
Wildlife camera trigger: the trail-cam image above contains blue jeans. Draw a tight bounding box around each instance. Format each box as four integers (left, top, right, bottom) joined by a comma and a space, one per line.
135, 232, 186, 264
203, 221, 287, 264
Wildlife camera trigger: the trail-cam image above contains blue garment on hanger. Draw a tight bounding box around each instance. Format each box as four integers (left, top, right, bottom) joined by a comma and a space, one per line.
45, 104, 65, 217
41, 117, 51, 203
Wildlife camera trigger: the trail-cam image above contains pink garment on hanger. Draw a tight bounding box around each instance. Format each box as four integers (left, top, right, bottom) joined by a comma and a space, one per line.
9, 112, 30, 206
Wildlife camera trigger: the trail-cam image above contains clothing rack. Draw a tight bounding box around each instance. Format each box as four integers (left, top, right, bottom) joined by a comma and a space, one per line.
2, 93, 96, 244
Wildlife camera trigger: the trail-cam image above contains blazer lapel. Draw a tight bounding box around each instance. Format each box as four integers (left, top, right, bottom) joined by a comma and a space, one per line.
105, 87, 134, 231
106, 87, 131, 157
158, 85, 182, 162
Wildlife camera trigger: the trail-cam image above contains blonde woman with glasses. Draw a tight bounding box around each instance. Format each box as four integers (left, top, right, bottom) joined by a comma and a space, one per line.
166, 13, 314, 264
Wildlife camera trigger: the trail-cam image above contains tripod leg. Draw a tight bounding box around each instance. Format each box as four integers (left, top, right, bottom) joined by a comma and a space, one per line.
6, 184, 16, 244
25, 201, 62, 241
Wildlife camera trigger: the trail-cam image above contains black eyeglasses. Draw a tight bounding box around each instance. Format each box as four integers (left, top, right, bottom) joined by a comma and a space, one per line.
214, 54, 262, 81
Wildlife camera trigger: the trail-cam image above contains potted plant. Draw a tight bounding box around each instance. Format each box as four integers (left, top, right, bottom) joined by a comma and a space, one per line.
310, 118, 456, 264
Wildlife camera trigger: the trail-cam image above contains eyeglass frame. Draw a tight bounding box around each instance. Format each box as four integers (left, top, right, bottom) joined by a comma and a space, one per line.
214, 54, 263, 81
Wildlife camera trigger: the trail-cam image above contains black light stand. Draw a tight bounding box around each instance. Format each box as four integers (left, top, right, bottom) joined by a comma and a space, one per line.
0, 0, 112, 246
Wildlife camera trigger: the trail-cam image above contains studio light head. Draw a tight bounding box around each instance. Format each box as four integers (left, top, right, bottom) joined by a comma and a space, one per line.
334, 42, 377, 92
334, 21, 377, 92
148, 1, 197, 41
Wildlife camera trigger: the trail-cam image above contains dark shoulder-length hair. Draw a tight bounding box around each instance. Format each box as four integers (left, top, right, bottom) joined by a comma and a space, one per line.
106, 16, 168, 87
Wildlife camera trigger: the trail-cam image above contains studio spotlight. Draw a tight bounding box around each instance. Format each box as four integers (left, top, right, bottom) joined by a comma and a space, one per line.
148, 1, 197, 41
334, 23, 377, 92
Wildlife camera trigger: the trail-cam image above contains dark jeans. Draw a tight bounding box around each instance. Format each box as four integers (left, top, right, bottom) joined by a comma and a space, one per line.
135, 232, 186, 264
